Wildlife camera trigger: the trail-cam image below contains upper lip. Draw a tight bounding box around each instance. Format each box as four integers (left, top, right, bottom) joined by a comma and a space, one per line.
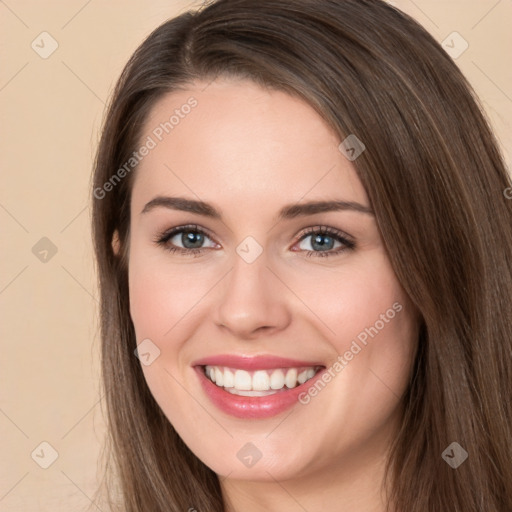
192, 354, 325, 371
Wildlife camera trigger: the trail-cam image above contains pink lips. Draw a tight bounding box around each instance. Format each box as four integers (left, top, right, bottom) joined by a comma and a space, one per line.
192, 354, 326, 419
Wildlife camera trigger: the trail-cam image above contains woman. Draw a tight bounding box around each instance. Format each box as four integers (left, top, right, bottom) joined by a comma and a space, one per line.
91, 0, 512, 510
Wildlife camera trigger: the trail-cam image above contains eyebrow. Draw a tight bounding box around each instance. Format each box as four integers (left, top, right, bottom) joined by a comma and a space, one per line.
140, 196, 374, 220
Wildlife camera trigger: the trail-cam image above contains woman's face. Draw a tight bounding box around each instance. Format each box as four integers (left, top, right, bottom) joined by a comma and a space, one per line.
126, 78, 419, 483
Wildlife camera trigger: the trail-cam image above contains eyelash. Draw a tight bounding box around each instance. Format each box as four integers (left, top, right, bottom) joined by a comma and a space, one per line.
153, 224, 356, 259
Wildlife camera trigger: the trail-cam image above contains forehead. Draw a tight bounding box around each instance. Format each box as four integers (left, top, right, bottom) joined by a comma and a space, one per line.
130, 78, 368, 219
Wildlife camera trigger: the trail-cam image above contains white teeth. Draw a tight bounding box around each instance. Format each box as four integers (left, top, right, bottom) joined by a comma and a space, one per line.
204, 365, 321, 392
252, 370, 270, 391
270, 369, 285, 389
223, 368, 234, 388
215, 367, 223, 387
297, 370, 308, 384
285, 368, 298, 389
234, 370, 252, 390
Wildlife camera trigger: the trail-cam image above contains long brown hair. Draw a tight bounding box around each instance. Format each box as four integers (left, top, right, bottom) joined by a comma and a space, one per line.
91, 1, 512, 510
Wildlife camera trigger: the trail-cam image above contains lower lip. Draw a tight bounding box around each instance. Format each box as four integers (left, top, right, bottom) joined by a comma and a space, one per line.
194, 366, 325, 419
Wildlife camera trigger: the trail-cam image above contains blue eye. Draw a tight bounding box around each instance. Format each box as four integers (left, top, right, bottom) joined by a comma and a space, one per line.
295, 226, 355, 258
154, 224, 217, 257
154, 224, 355, 258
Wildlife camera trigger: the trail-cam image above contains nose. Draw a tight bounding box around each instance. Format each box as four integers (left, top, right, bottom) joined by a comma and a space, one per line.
213, 250, 291, 340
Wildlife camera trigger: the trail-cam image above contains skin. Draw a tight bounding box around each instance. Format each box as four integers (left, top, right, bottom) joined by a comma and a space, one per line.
118, 78, 419, 512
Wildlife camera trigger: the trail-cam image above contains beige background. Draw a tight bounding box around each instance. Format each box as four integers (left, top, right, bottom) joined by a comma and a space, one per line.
1, 1, 510, 510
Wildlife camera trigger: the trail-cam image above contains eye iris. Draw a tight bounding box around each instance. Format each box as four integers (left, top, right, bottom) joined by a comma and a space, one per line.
311, 234, 334, 251
183, 231, 204, 249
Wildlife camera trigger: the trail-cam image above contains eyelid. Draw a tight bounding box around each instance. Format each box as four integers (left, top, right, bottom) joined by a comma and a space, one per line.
295, 224, 354, 244
155, 223, 218, 244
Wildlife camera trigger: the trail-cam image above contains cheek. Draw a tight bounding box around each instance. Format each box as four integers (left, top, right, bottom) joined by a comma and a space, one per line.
128, 250, 211, 342
288, 251, 413, 350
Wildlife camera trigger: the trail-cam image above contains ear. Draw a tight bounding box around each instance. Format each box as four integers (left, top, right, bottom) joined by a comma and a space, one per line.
112, 230, 121, 256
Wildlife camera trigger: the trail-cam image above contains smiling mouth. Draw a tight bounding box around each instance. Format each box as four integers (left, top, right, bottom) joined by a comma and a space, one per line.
202, 365, 324, 397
